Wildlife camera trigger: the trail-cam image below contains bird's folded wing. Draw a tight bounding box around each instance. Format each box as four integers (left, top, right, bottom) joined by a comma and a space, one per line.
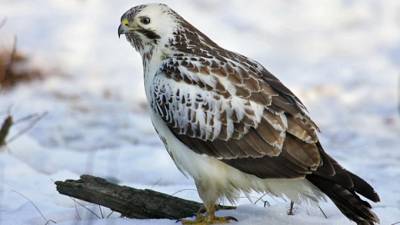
150, 56, 324, 178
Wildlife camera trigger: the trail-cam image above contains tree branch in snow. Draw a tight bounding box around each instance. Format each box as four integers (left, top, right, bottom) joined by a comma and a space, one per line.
55, 175, 236, 220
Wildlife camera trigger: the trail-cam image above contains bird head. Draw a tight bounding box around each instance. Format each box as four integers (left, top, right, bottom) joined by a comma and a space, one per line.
118, 4, 178, 53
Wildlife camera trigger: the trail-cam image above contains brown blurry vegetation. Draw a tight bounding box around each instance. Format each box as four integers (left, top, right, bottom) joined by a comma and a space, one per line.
0, 38, 44, 90
0, 19, 44, 90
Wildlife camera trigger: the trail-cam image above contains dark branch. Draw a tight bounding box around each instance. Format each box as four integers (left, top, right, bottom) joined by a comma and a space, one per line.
55, 175, 235, 220
0, 115, 13, 147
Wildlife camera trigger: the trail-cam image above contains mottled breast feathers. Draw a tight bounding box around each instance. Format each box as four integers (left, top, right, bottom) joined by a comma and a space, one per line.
150, 40, 322, 178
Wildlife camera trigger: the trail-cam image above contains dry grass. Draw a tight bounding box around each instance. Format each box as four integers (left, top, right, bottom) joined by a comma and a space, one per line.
0, 38, 44, 90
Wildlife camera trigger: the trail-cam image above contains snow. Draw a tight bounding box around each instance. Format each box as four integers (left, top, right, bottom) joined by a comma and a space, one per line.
0, 0, 399, 225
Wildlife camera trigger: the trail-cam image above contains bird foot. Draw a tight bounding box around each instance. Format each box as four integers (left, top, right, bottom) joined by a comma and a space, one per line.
179, 214, 237, 225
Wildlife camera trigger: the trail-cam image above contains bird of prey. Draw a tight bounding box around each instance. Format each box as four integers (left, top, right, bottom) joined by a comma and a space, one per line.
118, 3, 380, 225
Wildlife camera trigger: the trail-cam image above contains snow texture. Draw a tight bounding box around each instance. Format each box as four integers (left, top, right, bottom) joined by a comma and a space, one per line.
0, 0, 399, 225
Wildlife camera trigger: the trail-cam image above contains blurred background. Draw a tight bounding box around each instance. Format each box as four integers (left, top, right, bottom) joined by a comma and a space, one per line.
0, 0, 399, 225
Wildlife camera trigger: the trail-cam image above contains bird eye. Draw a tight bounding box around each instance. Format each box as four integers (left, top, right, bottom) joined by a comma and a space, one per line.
140, 16, 151, 25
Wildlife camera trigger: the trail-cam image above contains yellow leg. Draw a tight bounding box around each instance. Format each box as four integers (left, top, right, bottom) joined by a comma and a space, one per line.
180, 204, 237, 225
180, 214, 207, 225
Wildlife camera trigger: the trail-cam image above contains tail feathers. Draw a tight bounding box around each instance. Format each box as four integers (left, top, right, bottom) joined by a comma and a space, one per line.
315, 145, 380, 203
315, 145, 355, 189
348, 171, 380, 202
307, 174, 380, 225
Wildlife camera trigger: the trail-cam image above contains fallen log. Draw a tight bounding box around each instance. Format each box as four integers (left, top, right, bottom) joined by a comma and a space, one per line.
55, 175, 235, 220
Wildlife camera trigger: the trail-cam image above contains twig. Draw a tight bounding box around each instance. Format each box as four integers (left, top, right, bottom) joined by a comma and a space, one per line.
11, 190, 56, 224
391, 221, 400, 225
106, 210, 114, 218
44, 220, 57, 225
263, 200, 271, 208
0, 115, 13, 147
253, 193, 271, 208
98, 205, 104, 218
318, 205, 328, 219
254, 193, 267, 205
287, 201, 295, 215
150, 178, 163, 187
13, 113, 44, 124
71, 199, 101, 219
7, 112, 47, 143
69, 197, 82, 220
171, 189, 197, 196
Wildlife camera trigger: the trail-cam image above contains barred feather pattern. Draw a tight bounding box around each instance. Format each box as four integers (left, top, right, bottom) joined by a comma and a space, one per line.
151, 73, 265, 142
150, 31, 320, 157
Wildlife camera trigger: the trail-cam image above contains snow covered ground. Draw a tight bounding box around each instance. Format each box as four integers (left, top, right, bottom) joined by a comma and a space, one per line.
0, 0, 399, 225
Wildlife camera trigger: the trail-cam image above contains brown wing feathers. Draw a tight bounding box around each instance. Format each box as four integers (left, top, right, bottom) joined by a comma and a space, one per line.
159, 52, 323, 177
175, 123, 321, 179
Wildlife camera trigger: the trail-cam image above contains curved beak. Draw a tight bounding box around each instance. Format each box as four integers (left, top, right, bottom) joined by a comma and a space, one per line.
118, 24, 126, 38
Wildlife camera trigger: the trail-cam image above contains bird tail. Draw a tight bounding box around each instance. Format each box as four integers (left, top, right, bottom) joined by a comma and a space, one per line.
307, 174, 379, 225
306, 146, 380, 225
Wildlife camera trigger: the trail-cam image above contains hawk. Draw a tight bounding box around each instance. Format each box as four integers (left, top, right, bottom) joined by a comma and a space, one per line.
118, 4, 380, 225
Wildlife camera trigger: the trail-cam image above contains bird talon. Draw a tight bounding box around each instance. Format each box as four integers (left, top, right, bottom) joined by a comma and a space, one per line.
208, 216, 238, 224
179, 214, 206, 225
179, 214, 237, 225
224, 216, 238, 222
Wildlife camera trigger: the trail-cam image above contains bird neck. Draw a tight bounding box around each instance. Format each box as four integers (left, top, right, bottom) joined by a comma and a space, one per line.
141, 42, 170, 71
